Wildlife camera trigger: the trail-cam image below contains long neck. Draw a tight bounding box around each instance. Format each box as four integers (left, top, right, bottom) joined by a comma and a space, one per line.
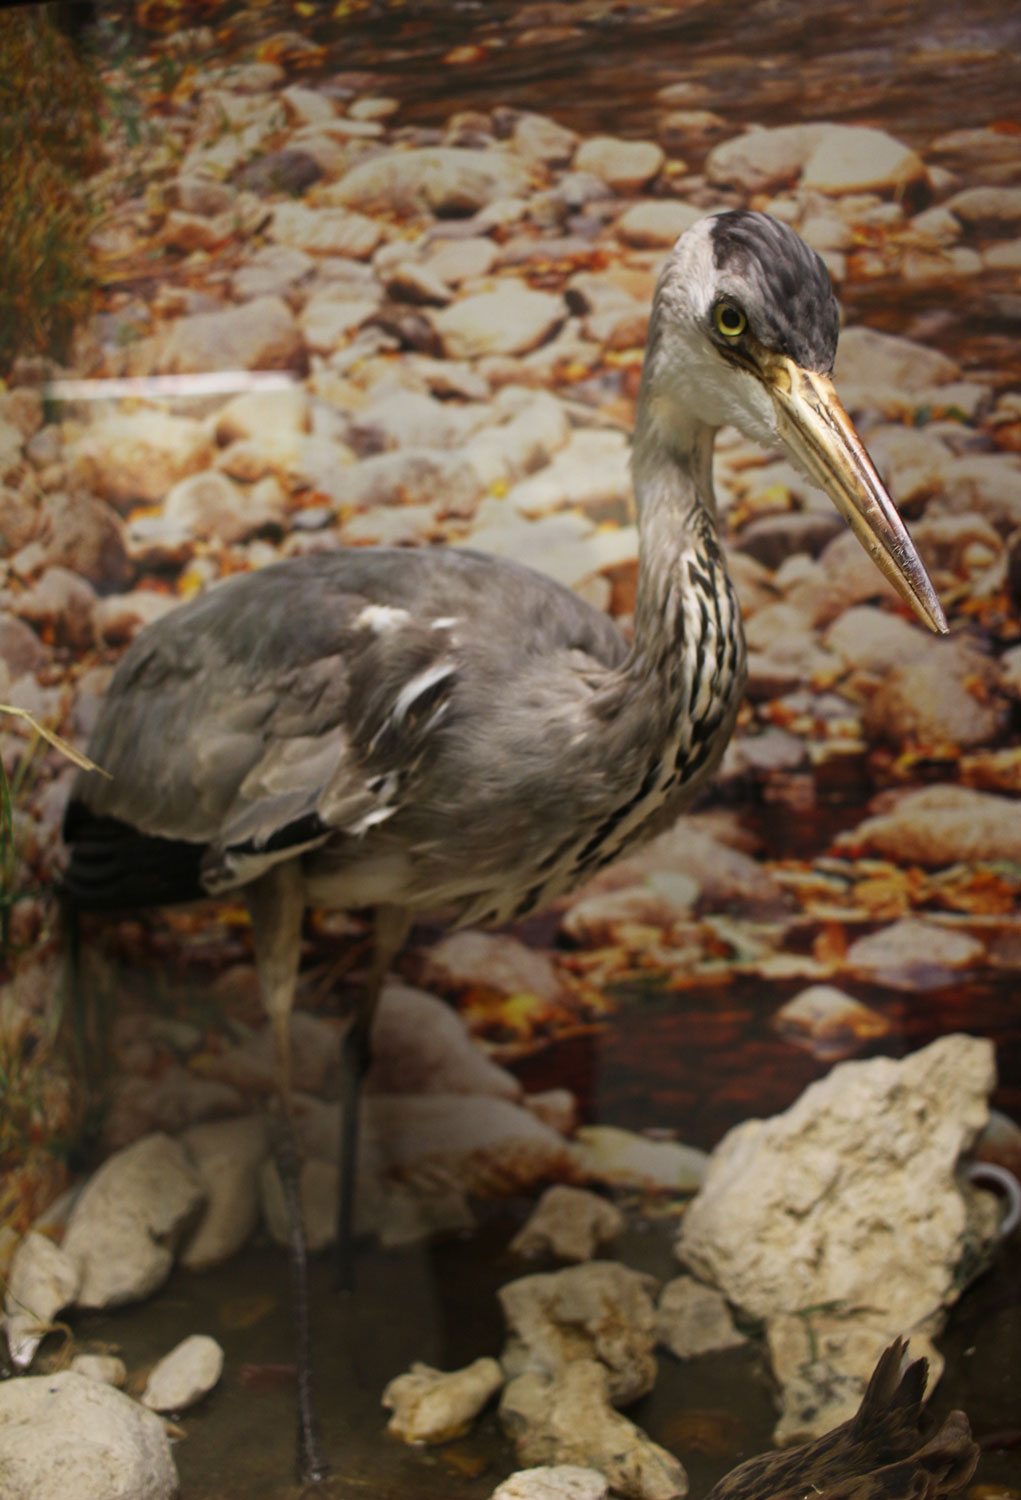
624, 392, 744, 738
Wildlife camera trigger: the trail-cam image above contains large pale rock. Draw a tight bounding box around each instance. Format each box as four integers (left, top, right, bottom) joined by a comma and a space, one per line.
767, 1316, 942, 1446
801, 125, 926, 194
432, 285, 565, 359
511, 1186, 624, 1263
676, 1035, 998, 1330
0, 1371, 177, 1500
62, 1133, 205, 1308
863, 639, 1008, 748
499, 1261, 658, 1407
383, 1357, 504, 1443
655, 1276, 746, 1359
573, 137, 664, 192
368, 979, 521, 1100
152, 296, 303, 374
330, 147, 530, 216
73, 410, 213, 508
141, 1333, 224, 1412
178, 1115, 271, 1270
501, 1361, 687, 1500
850, 784, 1021, 867
3, 1230, 81, 1368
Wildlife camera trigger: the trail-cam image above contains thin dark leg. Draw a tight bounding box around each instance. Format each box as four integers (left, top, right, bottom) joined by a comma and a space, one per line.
335, 1014, 371, 1294
246, 866, 330, 1485
274, 1114, 330, 1485
334, 904, 410, 1291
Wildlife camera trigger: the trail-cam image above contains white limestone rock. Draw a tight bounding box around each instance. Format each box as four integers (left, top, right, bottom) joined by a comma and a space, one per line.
0, 1371, 177, 1500
767, 1315, 942, 1445
62, 1133, 206, 1309
3, 1230, 81, 1368
383, 1356, 504, 1443
501, 1360, 687, 1500
178, 1115, 272, 1270
655, 1276, 746, 1359
510, 1186, 624, 1263
499, 1261, 658, 1407
676, 1035, 999, 1330
490, 1468, 609, 1500
142, 1333, 224, 1413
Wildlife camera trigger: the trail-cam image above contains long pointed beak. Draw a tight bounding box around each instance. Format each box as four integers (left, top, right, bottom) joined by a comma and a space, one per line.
765, 358, 947, 633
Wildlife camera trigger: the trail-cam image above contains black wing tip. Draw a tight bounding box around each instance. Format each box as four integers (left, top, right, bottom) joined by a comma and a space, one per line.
62, 803, 207, 911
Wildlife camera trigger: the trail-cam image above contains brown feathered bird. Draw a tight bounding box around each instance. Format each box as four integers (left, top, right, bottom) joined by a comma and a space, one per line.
704, 1341, 978, 1500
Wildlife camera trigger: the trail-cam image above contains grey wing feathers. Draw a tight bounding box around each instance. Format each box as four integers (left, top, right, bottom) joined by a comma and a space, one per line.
71, 547, 626, 894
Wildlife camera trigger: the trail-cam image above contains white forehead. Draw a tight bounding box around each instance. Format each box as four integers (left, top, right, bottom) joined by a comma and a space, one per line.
655, 215, 723, 325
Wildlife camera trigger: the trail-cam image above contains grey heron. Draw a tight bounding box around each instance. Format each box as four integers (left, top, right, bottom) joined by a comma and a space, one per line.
62, 209, 946, 1481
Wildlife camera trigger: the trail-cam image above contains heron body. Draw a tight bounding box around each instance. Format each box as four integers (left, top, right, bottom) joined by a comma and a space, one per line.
63, 209, 946, 1482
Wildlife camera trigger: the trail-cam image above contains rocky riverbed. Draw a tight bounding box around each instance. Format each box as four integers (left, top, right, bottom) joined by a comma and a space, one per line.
0, 2, 1019, 1497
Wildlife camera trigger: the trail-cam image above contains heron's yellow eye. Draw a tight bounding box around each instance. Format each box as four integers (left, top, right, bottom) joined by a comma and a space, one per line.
714, 303, 747, 339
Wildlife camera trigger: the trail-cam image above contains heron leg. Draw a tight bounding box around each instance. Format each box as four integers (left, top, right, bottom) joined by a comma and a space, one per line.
336, 903, 410, 1292
245, 863, 329, 1485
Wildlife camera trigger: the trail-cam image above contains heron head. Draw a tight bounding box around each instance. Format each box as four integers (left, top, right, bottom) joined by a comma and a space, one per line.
645, 209, 946, 633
